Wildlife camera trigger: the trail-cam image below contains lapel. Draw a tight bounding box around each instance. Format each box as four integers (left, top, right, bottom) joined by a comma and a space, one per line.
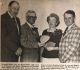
6, 12, 20, 35
25, 22, 39, 38
25, 23, 32, 31
6, 12, 19, 27
61, 24, 76, 40
24, 23, 34, 35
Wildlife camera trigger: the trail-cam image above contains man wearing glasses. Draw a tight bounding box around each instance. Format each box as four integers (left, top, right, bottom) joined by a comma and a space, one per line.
21, 10, 39, 62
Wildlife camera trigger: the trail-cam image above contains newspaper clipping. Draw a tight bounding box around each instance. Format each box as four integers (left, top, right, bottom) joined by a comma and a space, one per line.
0, 0, 80, 70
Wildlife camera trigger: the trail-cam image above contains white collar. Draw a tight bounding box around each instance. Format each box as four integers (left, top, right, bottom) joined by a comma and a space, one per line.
8, 11, 13, 18
27, 21, 34, 28
68, 23, 74, 30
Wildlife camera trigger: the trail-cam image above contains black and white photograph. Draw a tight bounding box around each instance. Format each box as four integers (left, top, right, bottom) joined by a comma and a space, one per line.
1, 0, 80, 65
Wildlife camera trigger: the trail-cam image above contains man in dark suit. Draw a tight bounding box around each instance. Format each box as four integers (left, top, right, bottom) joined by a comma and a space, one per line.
21, 10, 40, 62
1, 1, 22, 62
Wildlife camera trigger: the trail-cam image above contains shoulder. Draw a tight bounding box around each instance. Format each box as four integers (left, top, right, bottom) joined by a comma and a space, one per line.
55, 29, 62, 37
21, 23, 26, 27
43, 29, 48, 32
75, 25, 80, 30
56, 29, 62, 33
1, 12, 10, 25
42, 29, 47, 34
1, 12, 8, 19
72, 24, 80, 33
42, 29, 47, 35
16, 17, 20, 20
21, 23, 29, 29
21, 23, 28, 33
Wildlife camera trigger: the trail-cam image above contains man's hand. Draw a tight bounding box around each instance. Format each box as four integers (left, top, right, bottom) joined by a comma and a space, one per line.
15, 48, 22, 56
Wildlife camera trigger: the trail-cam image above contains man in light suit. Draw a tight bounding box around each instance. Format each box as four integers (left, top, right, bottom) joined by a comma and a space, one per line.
1, 1, 22, 62
59, 10, 80, 63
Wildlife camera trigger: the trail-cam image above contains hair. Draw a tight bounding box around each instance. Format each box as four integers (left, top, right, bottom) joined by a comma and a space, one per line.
8, 1, 19, 7
26, 10, 37, 19
64, 10, 75, 18
47, 13, 60, 27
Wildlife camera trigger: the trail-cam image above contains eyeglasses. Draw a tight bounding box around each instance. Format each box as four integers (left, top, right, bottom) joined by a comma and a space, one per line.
28, 16, 36, 18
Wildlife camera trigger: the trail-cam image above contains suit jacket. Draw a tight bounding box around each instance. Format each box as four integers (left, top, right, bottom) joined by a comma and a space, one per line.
20, 23, 40, 62
1, 12, 21, 62
59, 24, 80, 63
21, 23, 39, 48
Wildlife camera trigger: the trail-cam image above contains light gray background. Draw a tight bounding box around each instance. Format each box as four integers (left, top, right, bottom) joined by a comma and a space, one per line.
1, 0, 80, 35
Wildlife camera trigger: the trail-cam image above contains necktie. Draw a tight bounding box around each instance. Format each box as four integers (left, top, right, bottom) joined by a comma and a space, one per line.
12, 17, 19, 34
12, 17, 17, 26
63, 27, 68, 36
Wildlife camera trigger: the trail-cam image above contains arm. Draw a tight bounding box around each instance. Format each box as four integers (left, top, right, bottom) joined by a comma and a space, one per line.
20, 25, 28, 47
38, 29, 47, 46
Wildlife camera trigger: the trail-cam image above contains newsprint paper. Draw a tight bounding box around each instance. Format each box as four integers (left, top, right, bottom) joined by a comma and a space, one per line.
0, 0, 80, 70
